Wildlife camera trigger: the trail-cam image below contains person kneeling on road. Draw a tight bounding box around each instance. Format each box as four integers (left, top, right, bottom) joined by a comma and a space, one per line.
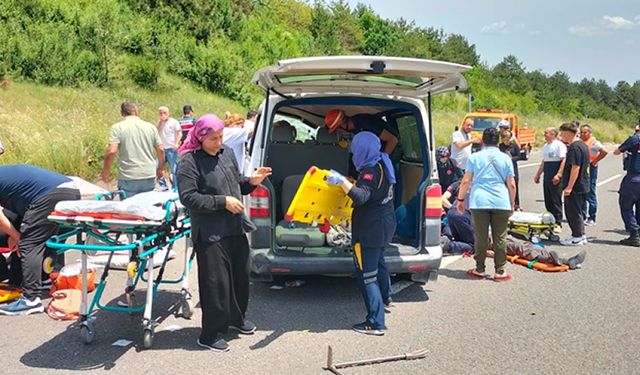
326, 131, 396, 336
0, 165, 81, 316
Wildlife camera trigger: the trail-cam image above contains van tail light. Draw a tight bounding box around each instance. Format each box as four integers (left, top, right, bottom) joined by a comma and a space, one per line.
424, 184, 442, 219
249, 186, 270, 218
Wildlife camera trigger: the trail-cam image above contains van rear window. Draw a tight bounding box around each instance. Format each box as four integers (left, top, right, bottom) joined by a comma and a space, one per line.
397, 115, 422, 161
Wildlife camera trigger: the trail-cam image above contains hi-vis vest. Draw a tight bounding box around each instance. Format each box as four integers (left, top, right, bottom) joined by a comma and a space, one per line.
584, 137, 599, 163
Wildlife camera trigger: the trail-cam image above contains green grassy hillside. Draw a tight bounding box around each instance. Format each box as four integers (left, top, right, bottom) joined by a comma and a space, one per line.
0, 75, 244, 179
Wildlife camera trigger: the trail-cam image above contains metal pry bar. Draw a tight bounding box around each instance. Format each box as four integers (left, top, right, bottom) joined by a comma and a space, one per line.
323, 345, 428, 373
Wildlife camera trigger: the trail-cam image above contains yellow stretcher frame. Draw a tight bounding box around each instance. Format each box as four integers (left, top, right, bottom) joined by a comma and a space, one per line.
284, 166, 353, 233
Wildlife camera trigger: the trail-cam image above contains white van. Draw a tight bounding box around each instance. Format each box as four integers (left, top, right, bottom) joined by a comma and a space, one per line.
245, 56, 470, 283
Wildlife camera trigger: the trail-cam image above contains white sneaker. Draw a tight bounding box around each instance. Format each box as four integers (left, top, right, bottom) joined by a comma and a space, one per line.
560, 236, 586, 246
584, 219, 596, 226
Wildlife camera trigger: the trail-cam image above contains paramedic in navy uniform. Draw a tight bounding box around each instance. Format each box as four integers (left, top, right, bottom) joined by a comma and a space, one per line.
327, 131, 396, 336
613, 123, 640, 247
177, 114, 272, 352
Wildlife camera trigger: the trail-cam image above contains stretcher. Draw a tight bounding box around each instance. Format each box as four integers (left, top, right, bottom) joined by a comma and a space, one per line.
46, 191, 194, 349
285, 166, 353, 233
507, 255, 569, 272
508, 211, 560, 243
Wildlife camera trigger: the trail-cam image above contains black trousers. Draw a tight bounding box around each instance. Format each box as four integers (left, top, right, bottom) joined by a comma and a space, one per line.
564, 193, 586, 238
543, 180, 563, 225
20, 187, 80, 299
195, 235, 250, 344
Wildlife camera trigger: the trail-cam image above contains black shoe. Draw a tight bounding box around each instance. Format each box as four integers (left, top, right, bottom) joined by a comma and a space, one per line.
197, 338, 230, 352
567, 250, 587, 270
230, 320, 256, 335
620, 233, 640, 247
383, 298, 394, 313
352, 321, 385, 336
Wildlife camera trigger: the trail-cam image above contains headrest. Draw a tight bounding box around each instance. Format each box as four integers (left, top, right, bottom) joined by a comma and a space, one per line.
272, 125, 296, 143
316, 127, 339, 144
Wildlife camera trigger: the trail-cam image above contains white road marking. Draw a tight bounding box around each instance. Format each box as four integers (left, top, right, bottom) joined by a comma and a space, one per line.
597, 174, 622, 187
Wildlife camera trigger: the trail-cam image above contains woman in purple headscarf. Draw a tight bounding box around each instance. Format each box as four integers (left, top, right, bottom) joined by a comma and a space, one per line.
177, 114, 272, 352
326, 131, 396, 336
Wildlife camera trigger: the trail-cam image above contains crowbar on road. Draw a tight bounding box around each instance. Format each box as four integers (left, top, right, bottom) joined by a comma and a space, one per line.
323, 345, 428, 374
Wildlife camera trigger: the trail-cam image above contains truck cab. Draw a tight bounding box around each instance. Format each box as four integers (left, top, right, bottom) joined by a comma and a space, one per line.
462, 109, 535, 159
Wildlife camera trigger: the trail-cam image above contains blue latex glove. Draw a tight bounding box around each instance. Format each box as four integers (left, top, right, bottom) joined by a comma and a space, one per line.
326, 169, 346, 185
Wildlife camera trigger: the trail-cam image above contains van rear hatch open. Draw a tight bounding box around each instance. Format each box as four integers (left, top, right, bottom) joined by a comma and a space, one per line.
252, 56, 470, 98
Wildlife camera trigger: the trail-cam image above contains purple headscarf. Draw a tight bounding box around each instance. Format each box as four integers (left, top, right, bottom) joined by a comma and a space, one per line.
178, 114, 225, 155
350, 131, 396, 184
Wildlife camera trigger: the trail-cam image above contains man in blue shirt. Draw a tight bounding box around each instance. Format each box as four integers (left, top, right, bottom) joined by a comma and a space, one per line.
613, 123, 640, 247
0, 165, 80, 315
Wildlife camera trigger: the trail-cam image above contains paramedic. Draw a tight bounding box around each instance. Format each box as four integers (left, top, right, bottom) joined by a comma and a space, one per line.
324, 109, 399, 155
326, 131, 396, 336
613, 123, 640, 247
0, 165, 80, 316
99, 102, 165, 198
456, 127, 516, 281
436, 146, 463, 192
177, 114, 272, 352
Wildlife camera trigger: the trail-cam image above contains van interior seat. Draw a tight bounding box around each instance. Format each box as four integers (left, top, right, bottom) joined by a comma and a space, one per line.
315, 126, 339, 144
271, 124, 296, 143
275, 174, 326, 247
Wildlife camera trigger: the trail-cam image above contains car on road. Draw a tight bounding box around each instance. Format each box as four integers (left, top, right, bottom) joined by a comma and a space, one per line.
245, 55, 470, 283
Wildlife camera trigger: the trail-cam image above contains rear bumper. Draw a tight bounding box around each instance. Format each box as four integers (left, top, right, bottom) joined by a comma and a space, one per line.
251, 245, 443, 282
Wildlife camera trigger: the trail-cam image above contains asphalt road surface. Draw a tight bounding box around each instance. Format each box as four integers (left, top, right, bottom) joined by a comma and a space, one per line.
3, 147, 639, 374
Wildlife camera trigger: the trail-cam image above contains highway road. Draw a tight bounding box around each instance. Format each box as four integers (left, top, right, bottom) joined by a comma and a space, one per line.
3, 146, 638, 374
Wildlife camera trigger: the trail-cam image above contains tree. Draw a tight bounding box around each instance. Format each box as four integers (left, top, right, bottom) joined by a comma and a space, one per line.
440, 34, 479, 66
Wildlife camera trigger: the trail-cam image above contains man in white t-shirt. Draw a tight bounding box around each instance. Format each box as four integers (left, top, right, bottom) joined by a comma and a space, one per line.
223, 114, 255, 175
533, 127, 567, 226
157, 106, 181, 188
450, 118, 481, 170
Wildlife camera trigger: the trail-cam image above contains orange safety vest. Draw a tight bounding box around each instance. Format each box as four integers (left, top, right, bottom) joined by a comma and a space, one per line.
584, 137, 599, 163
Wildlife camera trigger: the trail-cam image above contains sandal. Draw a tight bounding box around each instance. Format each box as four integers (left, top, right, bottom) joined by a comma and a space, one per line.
493, 272, 513, 282
466, 268, 486, 279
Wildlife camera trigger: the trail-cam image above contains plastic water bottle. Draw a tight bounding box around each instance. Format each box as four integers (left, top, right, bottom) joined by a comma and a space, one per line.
284, 280, 305, 288
531, 236, 544, 248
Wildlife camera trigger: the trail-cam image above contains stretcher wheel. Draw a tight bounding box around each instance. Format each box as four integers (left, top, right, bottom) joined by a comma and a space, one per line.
181, 296, 194, 319
127, 262, 138, 278
143, 328, 154, 349
549, 234, 560, 242
80, 322, 95, 345
42, 257, 54, 275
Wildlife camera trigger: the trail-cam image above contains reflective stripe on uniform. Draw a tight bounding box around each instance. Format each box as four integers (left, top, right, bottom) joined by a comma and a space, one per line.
354, 243, 363, 271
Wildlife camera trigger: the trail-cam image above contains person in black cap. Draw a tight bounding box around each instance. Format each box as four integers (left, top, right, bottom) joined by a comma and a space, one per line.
179, 105, 196, 146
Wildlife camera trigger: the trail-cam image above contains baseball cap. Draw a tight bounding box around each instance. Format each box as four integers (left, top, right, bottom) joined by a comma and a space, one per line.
498, 120, 510, 128
324, 109, 346, 134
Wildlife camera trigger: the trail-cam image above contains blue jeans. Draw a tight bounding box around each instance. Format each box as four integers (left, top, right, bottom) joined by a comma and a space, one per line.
163, 148, 178, 184
582, 164, 598, 221
117, 178, 155, 198
353, 245, 389, 329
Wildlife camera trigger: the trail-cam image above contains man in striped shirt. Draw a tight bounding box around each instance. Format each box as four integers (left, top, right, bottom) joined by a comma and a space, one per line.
179, 104, 196, 145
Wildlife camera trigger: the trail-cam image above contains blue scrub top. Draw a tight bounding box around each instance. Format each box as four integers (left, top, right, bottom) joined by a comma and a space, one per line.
467, 146, 514, 210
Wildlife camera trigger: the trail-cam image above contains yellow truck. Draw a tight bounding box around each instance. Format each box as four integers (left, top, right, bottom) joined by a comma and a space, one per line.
461, 109, 536, 160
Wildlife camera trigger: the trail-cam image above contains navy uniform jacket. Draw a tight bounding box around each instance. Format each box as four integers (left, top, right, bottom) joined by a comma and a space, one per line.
177, 146, 256, 243
347, 162, 396, 248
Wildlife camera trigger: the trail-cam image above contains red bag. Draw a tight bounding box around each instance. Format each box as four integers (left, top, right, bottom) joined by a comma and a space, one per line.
49, 269, 96, 295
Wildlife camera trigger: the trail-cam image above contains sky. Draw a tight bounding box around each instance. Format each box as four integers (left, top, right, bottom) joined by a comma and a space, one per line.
344, 0, 639, 86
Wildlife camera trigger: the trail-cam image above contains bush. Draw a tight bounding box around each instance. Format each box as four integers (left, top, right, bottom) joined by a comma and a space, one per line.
126, 56, 158, 89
